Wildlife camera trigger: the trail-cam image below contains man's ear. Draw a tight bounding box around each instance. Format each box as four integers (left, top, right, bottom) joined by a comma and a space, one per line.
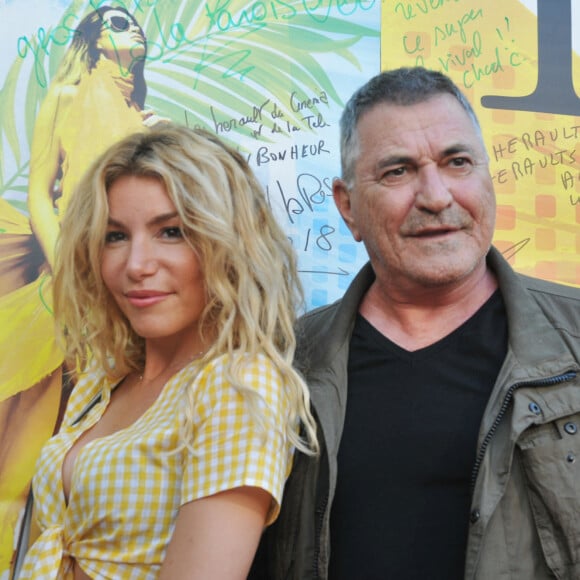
333, 178, 362, 242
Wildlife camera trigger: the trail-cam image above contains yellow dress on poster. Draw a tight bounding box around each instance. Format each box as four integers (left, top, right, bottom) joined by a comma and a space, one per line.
0, 7, 153, 572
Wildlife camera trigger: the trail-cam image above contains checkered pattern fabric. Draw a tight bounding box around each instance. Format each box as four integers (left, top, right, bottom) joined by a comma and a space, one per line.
19, 354, 293, 579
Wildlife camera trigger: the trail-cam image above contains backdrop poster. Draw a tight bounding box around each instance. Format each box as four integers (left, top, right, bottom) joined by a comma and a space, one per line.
383, 0, 580, 286
0, 0, 379, 574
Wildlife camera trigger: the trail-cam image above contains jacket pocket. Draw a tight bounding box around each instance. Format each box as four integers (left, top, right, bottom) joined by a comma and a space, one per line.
517, 413, 580, 580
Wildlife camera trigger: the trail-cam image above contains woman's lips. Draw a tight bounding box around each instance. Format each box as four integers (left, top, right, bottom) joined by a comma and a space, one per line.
125, 290, 170, 307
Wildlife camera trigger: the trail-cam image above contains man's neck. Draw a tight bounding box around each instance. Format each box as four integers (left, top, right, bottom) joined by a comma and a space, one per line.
359, 267, 498, 351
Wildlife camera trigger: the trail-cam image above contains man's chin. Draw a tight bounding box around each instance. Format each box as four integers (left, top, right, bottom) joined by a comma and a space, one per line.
402, 257, 484, 289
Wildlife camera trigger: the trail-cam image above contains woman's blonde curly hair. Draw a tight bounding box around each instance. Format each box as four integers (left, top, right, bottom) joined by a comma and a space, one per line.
53, 122, 318, 455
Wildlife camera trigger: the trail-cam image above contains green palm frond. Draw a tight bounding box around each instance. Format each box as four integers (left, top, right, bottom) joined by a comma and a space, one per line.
0, 57, 25, 181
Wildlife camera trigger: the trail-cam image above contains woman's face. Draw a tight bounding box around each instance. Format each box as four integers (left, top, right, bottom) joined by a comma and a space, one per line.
101, 175, 208, 354
96, 9, 146, 70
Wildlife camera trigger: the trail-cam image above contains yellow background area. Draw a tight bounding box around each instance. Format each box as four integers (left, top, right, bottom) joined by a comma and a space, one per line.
382, 0, 580, 286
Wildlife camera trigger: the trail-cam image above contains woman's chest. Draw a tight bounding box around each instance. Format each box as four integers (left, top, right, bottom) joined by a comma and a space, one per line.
61, 379, 170, 499
35, 391, 184, 528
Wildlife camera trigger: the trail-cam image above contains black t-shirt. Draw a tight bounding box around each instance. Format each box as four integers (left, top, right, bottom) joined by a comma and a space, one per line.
328, 291, 508, 579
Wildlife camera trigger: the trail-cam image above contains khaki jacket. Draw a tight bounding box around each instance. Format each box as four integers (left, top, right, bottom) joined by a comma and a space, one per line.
251, 247, 580, 579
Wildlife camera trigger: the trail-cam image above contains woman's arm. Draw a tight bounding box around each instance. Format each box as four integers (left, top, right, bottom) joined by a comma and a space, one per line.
28, 85, 72, 270
159, 485, 271, 579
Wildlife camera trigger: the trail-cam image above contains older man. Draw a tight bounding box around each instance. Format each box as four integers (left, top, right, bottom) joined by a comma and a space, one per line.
251, 67, 580, 579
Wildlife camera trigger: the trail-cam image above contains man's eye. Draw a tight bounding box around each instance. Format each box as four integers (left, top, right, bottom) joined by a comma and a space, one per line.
380, 166, 415, 185
381, 166, 407, 182
387, 166, 406, 177
450, 157, 470, 167
105, 231, 125, 243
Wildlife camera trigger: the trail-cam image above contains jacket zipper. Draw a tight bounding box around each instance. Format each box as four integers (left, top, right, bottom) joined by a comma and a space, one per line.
313, 493, 328, 578
470, 370, 577, 490
312, 436, 331, 579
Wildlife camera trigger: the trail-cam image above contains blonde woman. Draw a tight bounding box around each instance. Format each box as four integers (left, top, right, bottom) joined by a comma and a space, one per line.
19, 123, 318, 579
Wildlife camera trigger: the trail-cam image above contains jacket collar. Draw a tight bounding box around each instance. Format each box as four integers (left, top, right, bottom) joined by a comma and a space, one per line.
301, 247, 578, 377
297, 262, 375, 367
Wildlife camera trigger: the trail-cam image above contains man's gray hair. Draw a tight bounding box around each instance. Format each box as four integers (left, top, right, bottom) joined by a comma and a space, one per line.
339, 67, 483, 187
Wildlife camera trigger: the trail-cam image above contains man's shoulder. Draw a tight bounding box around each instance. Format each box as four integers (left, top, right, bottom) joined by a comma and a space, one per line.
294, 264, 375, 370
515, 272, 580, 330
295, 300, 345, 364
297, 261, 375, 333
490, 247, 580, 324
298, 300, 342, 329
520, 274, 580, 301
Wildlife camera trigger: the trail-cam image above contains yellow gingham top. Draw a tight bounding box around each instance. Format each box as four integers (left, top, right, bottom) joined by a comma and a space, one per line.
19, 353, 293, 579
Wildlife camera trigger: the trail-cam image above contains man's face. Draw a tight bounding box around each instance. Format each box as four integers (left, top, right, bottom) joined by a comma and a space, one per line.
334, 94, 496, 294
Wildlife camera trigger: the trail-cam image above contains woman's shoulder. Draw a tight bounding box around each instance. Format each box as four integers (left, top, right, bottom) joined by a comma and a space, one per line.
198, 352, 279, 380
192, 352, 284, 407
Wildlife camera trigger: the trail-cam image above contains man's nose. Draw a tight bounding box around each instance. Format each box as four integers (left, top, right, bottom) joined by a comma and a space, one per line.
415, 165, 453, 213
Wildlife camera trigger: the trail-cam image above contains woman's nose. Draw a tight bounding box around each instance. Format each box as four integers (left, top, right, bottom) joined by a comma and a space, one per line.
125, 240, 157, 279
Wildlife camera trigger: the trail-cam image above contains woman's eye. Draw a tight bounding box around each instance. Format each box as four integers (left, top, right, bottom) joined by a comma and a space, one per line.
104, 231, 125, 243
162, 226, 183, 239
